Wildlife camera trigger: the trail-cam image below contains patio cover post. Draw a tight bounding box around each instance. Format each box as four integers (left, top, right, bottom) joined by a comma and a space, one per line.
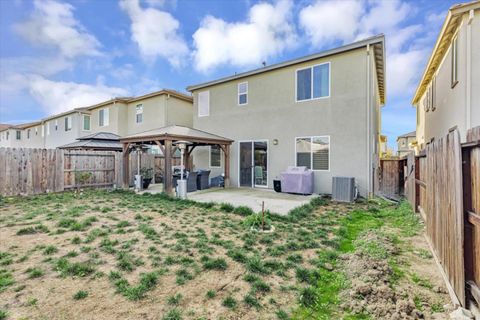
224, 144, 230, 187
164, 139, 173, 194
122, 143, 131, 188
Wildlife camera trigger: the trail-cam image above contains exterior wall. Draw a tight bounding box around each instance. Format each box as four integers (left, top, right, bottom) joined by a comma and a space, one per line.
0, 129, 14, 148
44, 113, 86, 149
416, 10, 480, 145
165, 96, 193, 127
89, 102, 127, 136
125, 95, 167, 135
23, 124, 44, 148
192, 47, 380, 197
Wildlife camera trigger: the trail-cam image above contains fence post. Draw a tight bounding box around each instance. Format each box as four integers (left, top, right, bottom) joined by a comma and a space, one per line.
414, 156, 420, 213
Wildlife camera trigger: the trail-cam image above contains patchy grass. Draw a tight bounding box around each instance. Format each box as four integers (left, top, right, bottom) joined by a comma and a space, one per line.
0, 190, 448, 319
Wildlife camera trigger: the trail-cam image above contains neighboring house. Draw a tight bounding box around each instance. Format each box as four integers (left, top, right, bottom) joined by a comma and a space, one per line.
396, 131, 416, 157
379, 135, 388, 158
187, 35, 385, 197
413, 0, 480, 149
1, 89, 193, 150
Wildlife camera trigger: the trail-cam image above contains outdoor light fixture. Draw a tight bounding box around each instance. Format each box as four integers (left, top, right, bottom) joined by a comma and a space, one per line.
273, 139, 279, 145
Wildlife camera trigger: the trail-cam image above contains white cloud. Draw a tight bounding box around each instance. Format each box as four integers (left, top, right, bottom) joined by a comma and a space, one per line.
388, 49, 428, 96
192, 0, 297, 72
299, 0, 364, 46
120, 0, 188, 67
14, 0, 101, 58
27, 76, 128, 114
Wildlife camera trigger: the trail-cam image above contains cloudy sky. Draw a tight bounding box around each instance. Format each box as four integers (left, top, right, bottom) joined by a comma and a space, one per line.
0, 0, 456, 150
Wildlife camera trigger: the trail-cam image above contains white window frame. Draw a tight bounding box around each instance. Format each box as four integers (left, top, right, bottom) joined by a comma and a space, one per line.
16, 130, 21, 140
82, 114, 91, 131
295, 62, 331, 103
99, 108, 109, 127
41, 125, 45, 137
294, 135, 330, 172
46, 122, 50, 135
27, 129, 31, 139
135, 104, 143, 124
209, 145, 222, 168
65, 116, 72, 131
238, 82, 248, 106
55, 120, 58, 131
198, 91, 210, 117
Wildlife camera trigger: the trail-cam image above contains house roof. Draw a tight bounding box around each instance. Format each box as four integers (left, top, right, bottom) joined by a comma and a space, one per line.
396, 131, 416, 140
0, 124, 13, 131
412, 0, 480, 105
78, 132, 121, 141
13, 121, 42, 129
42, 107, 89, 122
186, 35, 386, 105
59, 131, 122, 150
120, 125, 233, 144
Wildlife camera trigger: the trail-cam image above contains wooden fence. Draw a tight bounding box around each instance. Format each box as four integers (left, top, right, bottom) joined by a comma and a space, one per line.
402, 126, 480, 308
0, 148, 180, 196
379, 159, 405, 199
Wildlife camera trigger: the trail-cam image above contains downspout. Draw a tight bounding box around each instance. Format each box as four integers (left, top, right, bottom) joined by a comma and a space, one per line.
164, 94, 169, 126
466, 10, 474, 130
366, 44, 371, 197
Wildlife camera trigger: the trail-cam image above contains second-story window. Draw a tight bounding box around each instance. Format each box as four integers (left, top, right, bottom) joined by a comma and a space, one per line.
238, 82, 248, 105
16, 130, 21, 140
55, 120, 58, 131
46, 122, 50, 135
6, 131, 9, 140
35, 127, 38, 136
65, 116, 72, 131
451, 36, 458, 88
41, 125, 45, 137
198, 91, 210, 117
83, 115, 91, 131
136, 104, 143, 123
27, 129, 30, 139
99, 108, 109, 127
296, 62, 330, 102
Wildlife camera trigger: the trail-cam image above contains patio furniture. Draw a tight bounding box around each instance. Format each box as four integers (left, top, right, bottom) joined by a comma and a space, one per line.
254, 166, 264, 185
196, 170, 211, 190
280, 166, 314, 195
273, 179, 282, 192
210, 175, 225, 188
173, 171, 197, 193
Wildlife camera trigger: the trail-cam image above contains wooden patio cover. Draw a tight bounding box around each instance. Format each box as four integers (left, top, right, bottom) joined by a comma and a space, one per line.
119, 125, 233, 194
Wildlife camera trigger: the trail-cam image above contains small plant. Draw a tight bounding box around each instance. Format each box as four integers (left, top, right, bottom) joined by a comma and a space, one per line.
233, 206, 254, 216
299, 286, 317, 307
243, 213, 272, 230
16, 224, 49, 235
43, 245, 58, 255
222, 296, 237, 309
75, 171, 93, 189
243, 292, 261, 308
0, 269, 14, 292
201, 257, 227, 270
73, 290, 88, 300
140, 167, 153, 179
162, 308, 182, 320
0, 309, 8, 320
26, 267, 44, 279
206, 290, 216, 299
276, 309, 290, 320
220, 203, 234, 213
167, 293, 183, 305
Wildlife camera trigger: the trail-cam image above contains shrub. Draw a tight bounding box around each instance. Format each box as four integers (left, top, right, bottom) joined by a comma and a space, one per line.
206, 290, 216, 299
243, 213, 272, 230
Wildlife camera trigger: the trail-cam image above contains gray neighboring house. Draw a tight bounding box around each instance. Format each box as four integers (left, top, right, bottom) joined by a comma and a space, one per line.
396, 131, 416, 157
187, 35, 386, 197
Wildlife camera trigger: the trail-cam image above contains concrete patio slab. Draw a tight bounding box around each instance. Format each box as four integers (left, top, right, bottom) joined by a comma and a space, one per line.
188, 187, 316, 215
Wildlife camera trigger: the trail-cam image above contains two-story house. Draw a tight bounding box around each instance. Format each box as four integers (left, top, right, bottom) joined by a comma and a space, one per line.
396, 131, 416, 157
187, 35, 385, 197
413, 0, 480, 148
0, 122, 42, 148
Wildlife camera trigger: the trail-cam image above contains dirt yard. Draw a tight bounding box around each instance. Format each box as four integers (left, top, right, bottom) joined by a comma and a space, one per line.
0, 190, 449, 319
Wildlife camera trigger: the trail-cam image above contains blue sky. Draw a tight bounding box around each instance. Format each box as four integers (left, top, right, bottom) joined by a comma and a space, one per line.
0, 0, 458, 150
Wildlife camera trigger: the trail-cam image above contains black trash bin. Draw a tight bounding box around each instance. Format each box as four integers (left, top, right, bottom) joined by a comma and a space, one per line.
273, 179, 282, 192
196, 170, 211, 190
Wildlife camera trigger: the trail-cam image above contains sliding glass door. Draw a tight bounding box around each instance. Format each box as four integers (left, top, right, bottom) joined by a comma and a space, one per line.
239, 141, 268, 188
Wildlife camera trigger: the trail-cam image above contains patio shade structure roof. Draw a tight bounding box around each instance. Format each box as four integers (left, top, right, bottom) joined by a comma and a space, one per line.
119, 125, 233, 194
59, 132, 122, 151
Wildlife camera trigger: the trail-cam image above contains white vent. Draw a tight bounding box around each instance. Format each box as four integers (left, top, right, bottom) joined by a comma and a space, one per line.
332, 177, 356, 202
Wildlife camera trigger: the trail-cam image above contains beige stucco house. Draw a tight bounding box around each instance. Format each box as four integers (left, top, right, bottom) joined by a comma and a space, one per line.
1, 89, 193, 150
187, 35, 385, 197
396, 131, 416, 157
413, 0, 480, 148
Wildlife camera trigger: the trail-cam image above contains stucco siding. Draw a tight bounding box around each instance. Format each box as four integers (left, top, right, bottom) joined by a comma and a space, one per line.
44, 113, 84, 149
192, 48, 377, 196
125, 96, 166, 135
471, 12, 480, 130
166, 96, 193, 127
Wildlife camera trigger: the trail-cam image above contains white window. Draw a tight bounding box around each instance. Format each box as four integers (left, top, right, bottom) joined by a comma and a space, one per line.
451, 36, 458, 87
83, 115, 91, 131
238, 82, 248, 105
27, 129, 30, 139
46, 122, 50, 135
55, 120, 58, 131
296, 62, 330, 101
210, 145, 221, 167
65, 116, 72, 131
295, 136, 330, 171
35, 127, 38, 136
41, 125, 45, 137
99, 108, 109, 127
16, 130, 21, 140
198, 91, 210, 117
135, 104, 143, 123
6, 131, 9, 140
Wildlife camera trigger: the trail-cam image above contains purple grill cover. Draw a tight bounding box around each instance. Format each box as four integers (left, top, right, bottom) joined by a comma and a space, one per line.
280, 166, 314, 194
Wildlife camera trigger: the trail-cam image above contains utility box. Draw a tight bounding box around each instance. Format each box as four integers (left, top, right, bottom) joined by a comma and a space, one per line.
332, 177, 356, 202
